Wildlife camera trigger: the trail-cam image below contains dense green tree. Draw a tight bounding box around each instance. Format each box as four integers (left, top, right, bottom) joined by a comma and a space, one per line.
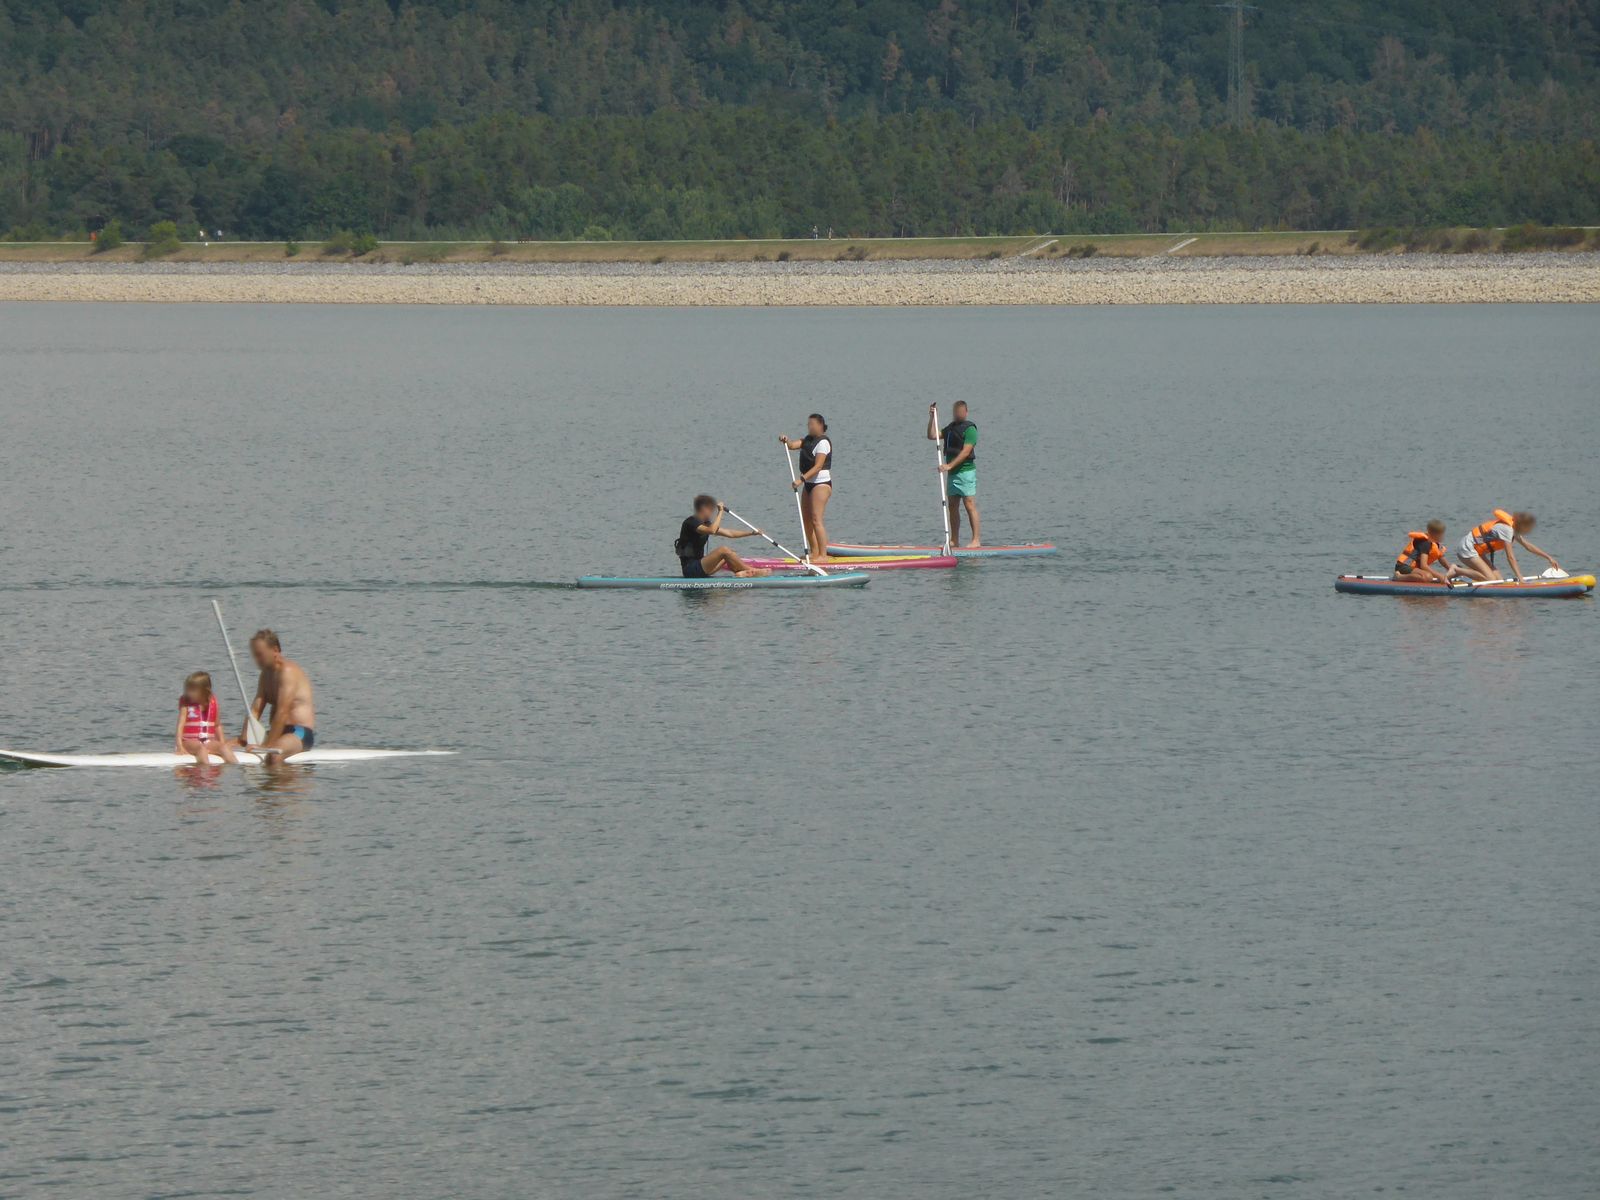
2, 1, 1596, 238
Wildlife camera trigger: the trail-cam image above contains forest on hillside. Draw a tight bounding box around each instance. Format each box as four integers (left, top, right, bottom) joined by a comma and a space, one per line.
2, 0, 1598, 239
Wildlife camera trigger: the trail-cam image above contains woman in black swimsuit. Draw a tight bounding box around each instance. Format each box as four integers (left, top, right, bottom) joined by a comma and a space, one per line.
780, 413, 833, 560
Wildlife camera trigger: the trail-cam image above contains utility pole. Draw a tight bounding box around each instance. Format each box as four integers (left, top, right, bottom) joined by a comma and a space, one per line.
1212, 2, 1257, 126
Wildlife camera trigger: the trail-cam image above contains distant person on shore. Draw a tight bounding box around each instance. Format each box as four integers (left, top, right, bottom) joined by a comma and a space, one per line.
175, 671, 238, 766
781, 414, 833, 559
1393, 521, 1469, 584
677, 496, 770, 578
930, 401, 980, 547
1454, 509, 1561, 582
230, 630, 317, 756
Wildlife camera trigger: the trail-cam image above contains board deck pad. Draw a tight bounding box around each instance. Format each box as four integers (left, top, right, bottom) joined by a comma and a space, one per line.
1333, 573, 1595, 598
743, 555, 956, 571
577, 572, 869, 590
827, 542, 1057, 559
0, 748, 456, 769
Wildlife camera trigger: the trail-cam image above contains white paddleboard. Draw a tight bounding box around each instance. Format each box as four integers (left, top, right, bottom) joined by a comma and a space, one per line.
0, 748, 454, 769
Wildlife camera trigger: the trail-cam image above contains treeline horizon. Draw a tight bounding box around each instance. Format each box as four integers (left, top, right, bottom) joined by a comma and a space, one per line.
6, 112, 1598, 243
2, 1, 1598, 240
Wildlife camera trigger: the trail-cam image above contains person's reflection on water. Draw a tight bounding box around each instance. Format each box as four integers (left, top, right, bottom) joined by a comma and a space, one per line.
247, 759, 315, 799
1459, 599, 1534, 691
172, 763, 227, 791
169, 760, 315, 799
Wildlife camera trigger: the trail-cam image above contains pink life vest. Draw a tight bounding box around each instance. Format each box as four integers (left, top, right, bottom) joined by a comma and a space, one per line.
180, 694, 220, 742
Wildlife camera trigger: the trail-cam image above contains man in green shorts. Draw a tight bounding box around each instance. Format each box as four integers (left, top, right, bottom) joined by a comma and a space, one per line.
929, 401, 980, 547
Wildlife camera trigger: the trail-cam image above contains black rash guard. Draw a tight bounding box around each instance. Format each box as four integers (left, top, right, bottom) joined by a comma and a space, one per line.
677, 516, 709, 564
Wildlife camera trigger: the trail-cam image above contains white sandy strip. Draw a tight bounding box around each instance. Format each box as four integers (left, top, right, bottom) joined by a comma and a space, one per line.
2, 261, 1598, 305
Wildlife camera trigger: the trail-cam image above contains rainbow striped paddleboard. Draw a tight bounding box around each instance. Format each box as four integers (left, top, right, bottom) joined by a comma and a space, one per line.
827, 542, 1056, 559
1333, 573, 1595, 598
743, 554, 957, 571
577, 572, 869, 590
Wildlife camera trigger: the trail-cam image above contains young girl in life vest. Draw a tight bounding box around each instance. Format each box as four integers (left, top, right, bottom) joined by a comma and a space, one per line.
175, 671, 238, 766
1393, 520, 1471, 584
1454, 510, 1561, 582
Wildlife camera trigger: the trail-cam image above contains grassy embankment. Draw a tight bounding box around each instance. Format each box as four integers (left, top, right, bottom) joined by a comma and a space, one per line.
1, 227, 1594, 264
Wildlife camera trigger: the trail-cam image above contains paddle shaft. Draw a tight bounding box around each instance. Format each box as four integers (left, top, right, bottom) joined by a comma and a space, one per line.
723, 507, 829, 577
212, 600, 266, 744
932, 405, 953, 555
783, 444, 809, 558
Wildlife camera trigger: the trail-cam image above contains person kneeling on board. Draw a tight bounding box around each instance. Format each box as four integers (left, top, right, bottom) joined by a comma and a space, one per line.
176, 671, 239, 766
230, 629, 317, 756
677, 496, 771, 578
1454, 510, 1561, 582
1393, 521, 1470, 584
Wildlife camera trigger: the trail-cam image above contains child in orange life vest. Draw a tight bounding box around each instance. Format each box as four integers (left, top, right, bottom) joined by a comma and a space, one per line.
175, 671, 238, 766
1392, 520, 1470, 584
1454, 509, 1560, 582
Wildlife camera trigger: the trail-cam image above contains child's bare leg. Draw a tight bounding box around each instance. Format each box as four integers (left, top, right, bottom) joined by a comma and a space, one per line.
705, 547, 771, 577
721, 548, 771, 577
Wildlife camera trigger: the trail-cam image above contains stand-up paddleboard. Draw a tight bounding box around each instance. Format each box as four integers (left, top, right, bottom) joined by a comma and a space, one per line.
0, 748, 456, 769
578, 572, 869, 590
742, 554, 957, 571
1334, 573, 1595, 598
827, 542, 1057, 559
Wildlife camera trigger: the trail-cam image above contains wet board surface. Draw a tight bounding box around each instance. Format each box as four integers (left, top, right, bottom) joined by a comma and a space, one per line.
0, 748, 456, 769
577, 572, 869, 590
1333, 573, 1595, 598
827, 542, 1057, 559
742, 555, 957, 571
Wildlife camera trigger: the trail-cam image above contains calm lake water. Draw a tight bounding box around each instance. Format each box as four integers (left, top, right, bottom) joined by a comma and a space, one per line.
1, 302, 1596, 1199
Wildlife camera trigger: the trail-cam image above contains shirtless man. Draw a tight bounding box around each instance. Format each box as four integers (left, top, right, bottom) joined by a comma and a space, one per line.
230, 629, 317, 756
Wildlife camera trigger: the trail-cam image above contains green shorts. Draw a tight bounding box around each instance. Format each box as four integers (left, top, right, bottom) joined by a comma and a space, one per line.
946, 469, 976, 498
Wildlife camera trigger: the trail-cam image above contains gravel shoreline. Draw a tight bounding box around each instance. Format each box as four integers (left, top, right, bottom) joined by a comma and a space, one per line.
2, 252, 1597, 305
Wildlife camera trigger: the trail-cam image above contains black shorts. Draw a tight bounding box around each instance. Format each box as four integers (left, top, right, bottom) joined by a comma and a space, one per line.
681, 558, 708, 579
1395, 562, 1415, 575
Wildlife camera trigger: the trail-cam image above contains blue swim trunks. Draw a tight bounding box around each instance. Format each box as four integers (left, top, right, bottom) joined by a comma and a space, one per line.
286, 725, 316, 750
947, 469, 976, 498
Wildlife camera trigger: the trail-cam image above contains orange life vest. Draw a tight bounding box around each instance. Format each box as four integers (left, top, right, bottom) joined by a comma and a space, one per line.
1469, 509, 1516, 558
1396, 532, 1444, 569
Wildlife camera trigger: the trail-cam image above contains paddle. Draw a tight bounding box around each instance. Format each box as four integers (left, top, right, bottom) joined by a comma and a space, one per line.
931, 404, 953, 555
212, 600, 266, 746
783, 444, 809, 559
723, 507, 829, 577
